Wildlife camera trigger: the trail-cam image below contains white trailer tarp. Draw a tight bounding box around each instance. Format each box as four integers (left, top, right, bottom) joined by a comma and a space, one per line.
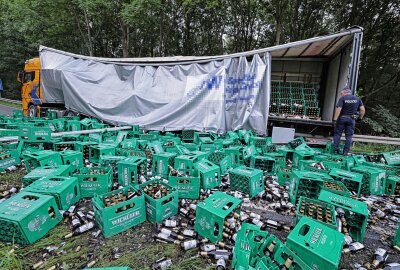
40, 46, 271, 134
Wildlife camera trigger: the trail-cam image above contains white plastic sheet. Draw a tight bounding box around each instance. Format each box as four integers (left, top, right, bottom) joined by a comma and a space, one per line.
40, 46, 271, 134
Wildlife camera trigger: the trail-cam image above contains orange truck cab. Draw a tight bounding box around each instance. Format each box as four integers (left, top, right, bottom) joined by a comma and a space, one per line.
18, 58, 42, 117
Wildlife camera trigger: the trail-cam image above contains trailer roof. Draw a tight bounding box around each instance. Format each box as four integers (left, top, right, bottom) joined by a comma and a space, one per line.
39, 26, 362, 65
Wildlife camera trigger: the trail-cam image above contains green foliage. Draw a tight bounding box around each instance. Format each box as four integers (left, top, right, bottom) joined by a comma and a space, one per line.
0, 0, 399, 123
0, 244, 22, 270
362, 105, 400, 137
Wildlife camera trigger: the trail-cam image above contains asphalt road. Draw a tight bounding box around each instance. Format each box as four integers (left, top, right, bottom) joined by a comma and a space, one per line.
0, 104, 17, 116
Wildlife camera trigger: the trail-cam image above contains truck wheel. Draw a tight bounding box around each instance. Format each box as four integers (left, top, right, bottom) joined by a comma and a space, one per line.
65, 110, 76, 117
28, 105, 38, 118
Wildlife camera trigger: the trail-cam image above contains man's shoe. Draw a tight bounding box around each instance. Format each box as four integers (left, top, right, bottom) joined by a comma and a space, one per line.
343, 152, 351, 156
334, 150, 340, 155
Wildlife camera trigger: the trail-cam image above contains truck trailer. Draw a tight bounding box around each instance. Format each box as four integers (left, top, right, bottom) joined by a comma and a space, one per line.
18, 27, 363, 136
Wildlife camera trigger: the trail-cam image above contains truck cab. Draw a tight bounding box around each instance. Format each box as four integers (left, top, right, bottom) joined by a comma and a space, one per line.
18, 58, 42, 117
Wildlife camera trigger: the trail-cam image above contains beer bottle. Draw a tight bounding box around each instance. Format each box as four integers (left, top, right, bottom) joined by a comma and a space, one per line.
263, 240, 276, 258
181, 239, 208, 250
280, 256, 293, 270
65, 222, 94, 238
152, 257, 172, 270
371, 248, 388, 268
216, 257, 226, 270
199, 250, 231, 260
162, 219, 177, 228
161, 228, 184, 240
343, 242, 364, 254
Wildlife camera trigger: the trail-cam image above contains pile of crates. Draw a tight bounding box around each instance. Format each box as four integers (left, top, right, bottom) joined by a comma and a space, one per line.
269, 81, 321, 118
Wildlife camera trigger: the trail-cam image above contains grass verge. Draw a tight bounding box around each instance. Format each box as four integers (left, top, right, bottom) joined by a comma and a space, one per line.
0, 100, 21, 109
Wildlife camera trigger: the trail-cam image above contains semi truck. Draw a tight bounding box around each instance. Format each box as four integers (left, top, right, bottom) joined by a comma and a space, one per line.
18, 27, 363, 136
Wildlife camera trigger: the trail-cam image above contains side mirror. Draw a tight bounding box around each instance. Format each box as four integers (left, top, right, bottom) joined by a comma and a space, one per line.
17, 71, 24, 83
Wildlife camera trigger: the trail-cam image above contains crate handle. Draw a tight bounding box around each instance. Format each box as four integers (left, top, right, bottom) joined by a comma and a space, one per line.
177, 179, 192, 184
213, 222, 219, 237
115, 203, 135, 214
298, 224, 310, 236
83, 177, 98, 182
222, 202, 233, 211
22, 195, 39, 201
162, 197, 173, 205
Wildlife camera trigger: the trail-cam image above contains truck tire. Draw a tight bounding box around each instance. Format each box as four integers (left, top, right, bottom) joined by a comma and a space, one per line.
65, 110, 76, 117
28, 105, 38, 118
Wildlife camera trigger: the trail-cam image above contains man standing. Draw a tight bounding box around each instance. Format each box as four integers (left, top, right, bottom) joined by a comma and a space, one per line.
333, 87, 365, 155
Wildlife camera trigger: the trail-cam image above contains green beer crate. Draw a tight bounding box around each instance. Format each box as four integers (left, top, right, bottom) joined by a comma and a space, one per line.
329, 168, 364, 196
286, 217, 344, 270
74, 167, 113, 198
232, 223, 269, 270
145, 141, 165, 159
181, 142, 199, 152
243, 145, 257, 166
298, 160, 329, 173
318, 190, 368, 242
120, 138, 138, 149
237, 130, 253, 144
138, 179, 178, 224
65, 120, 81, 131
0, 151, 20, 171
351, 166, 386, 195
182, 130, 195, 142
0, 191, 62, 244
224, 146, 244, 167
19, 126, 51, 143
288, 171, 324, 204
165, 145, 191, 155
152, 152, 176, 178
139, 133, 158, 141
194, 159, 221, 189
22, 165, 72, 186
189, 150, 209, 161
296, 196, 337, 230
60, 150, 83, 173
23, 150, 63, 173
168, 171, 200, 199
229, 166, 264, 198
250, 155, 275, 175
253, 234, 311, 270
89, 144, 116, 164
277, 147, 294, 167
80, 118, 97, 130
74, 141, 98, 160
92, 185, 146, 238
0, 128, 20, 137
385, 175, 400, 195
193, 132, 212, 144
287, 137, 305, 149
100, 155, 127, 183
363, 161, 400, 176
249, 136, 270, 152
194, 191, 241, 242
292, 144, 315, 168
117, 157, 147, 186
321, 180, 351, 197
276, 165, 293, 186
208, 151, 232, 174
48, 118, 65, 132
382, 150, 400, 166
23, 176, 80, 210
174, 154, 199, 175
12, 109, 24, 118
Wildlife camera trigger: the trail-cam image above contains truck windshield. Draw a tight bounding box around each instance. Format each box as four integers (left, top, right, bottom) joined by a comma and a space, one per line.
23, 71, 35, 82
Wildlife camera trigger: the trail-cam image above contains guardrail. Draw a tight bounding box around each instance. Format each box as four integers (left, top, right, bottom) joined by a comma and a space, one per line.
0, 97, 22, 105
297, 133, 400, 146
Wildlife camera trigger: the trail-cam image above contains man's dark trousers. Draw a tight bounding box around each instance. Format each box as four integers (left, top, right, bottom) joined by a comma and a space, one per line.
333, 116, 355, 155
